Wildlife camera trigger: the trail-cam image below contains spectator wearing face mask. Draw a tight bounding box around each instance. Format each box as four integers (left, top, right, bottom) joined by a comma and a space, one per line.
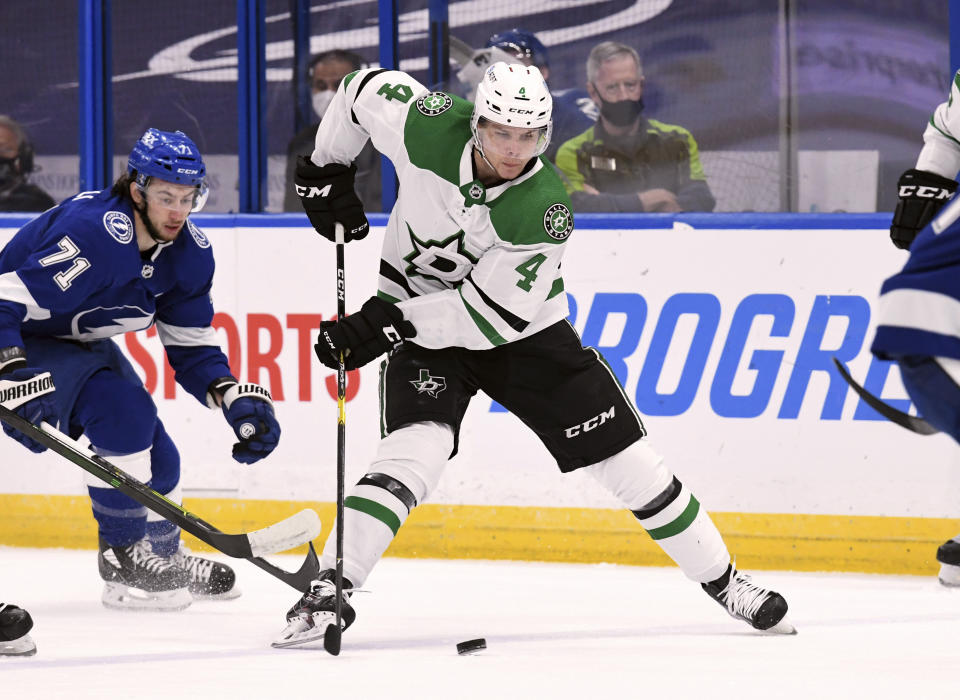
283, 50, 382, 212
0, 115, 55, 213
555, 42, 715, 213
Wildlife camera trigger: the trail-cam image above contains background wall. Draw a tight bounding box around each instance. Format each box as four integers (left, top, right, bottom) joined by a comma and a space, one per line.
1, 214, 957, 574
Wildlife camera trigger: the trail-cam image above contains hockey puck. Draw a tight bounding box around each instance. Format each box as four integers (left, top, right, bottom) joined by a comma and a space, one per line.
456, 638, 487, 655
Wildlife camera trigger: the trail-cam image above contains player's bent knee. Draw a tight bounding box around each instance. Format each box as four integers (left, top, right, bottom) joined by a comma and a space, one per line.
584, 439, 674, 510
146, 421, 181, 496
369, 421, 454, 503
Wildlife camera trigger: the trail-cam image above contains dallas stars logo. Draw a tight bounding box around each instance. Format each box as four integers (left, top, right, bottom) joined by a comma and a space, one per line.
543, 203, 573, 240
403, 223, 478, 285
410, 369, 446, 398
416, 92, 453, 116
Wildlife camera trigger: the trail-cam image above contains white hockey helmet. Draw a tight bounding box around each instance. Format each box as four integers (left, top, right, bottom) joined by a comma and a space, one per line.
471, 61, 553, 158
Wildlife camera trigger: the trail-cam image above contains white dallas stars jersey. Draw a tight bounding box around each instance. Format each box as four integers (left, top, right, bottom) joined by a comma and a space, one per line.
311, 68, 574, 350
918, 69, 960, 178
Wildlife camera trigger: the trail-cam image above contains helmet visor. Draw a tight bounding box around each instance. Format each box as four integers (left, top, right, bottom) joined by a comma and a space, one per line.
139, 179, 209, 214
476, 120, 550, 161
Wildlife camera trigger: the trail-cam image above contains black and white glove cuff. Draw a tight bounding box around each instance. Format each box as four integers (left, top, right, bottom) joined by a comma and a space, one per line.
0, 346, 28, 376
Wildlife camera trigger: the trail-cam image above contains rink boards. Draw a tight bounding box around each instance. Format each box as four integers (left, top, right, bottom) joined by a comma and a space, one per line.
1, 212, 958, 575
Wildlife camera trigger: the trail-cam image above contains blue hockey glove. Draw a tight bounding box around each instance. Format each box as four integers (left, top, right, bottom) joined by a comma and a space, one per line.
314, 296, 416, 371
214, 380, 281, 464
294, 158, 369, 243
0, 366, 58, 454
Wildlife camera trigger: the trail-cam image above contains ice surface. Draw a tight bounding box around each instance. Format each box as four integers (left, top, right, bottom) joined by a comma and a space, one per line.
2, 546, 959, 698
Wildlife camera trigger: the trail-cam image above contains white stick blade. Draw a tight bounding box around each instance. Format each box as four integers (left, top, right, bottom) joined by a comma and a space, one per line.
248, 509, 322, 557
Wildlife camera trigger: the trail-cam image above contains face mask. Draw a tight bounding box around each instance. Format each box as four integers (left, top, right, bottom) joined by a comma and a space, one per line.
312, 90, 335, 119
597, 96, 644, 127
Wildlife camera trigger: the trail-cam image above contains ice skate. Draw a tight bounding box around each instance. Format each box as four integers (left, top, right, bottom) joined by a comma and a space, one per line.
702, 563, 796, 634
171, 544, 241, 600
98, 538, 192, 611
936, 536, 960, 586
272, 569, 356, 649
0, 603, 36, 657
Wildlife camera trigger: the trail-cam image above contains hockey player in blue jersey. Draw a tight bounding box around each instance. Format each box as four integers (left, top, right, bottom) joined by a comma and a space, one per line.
882, 71, 960, 586
0, 129, 281, 611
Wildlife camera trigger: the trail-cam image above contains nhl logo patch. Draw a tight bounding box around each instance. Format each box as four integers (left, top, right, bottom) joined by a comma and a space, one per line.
468, 183, 484, 200
416, 92, 453, 116
102, 211, 134, 244
543, 203, 573, 240
187, 220, 211, 249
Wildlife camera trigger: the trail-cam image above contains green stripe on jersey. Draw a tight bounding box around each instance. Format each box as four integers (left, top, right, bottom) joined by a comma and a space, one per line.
377, 290, 401, 303
547, 277, 565, 300
459, 290, 507, 346
645, 495, 700, 540
345, 495, 402, 535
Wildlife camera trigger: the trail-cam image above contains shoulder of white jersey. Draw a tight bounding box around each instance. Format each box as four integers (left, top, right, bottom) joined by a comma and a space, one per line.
342, 67, 428, 108
488, 165, 575, 246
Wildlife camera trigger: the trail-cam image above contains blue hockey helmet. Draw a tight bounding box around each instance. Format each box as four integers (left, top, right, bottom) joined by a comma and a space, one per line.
485, 29, 549, 69
128, 128, 206, 188
128, 128, 208, 211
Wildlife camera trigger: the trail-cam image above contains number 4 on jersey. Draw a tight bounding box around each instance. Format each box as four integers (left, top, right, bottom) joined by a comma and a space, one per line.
515, 253, 546, 292
377, 83, 414, 103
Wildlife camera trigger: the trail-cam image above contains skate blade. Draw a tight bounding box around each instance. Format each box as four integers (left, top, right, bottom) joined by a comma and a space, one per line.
191, 587, 243, 602
762, 616, 797, 635
938, 563, 960, 587
102, 582, 193, 612
271, 612, 335, 649
0, 634, 36, 657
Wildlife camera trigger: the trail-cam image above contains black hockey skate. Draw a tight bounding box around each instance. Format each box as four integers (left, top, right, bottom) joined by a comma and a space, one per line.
272, 569, 356, 649
98, 538, 192, 611
702, 563, 796, 634
935, 536, 960, 586
171, 545, 240, 600
0, 603, 36, 657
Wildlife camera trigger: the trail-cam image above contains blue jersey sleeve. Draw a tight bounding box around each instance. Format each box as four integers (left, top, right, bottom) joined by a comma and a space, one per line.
155, 225, 233, 404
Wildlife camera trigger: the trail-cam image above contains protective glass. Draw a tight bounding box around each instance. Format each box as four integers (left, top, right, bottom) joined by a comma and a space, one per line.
476, 121, 551, 160
139, 180, 209, 213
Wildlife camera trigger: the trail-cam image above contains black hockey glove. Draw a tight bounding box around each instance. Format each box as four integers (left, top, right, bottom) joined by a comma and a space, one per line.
294, 157, 370, 243
890, 168, 958, 250
314, 296, 416, 371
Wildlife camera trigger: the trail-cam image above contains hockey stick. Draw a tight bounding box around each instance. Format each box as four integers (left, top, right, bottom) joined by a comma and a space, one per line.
831, 357, 938, 435
325, 222, 347, 656
0, 403, 321, 591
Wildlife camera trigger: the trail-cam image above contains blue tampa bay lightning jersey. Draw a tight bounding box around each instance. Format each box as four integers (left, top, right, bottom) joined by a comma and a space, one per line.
0, 189, 231, 404
872, 195, 960, 361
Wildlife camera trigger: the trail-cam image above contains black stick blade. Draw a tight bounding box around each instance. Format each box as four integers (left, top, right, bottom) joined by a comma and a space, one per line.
832, 357, 938, 435
323, 624, 342, 656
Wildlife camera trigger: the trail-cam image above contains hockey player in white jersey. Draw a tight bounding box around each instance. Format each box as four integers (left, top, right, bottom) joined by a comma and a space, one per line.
0, 129, 282, 610
274, 63, 793, 647
882, 69, 960, 586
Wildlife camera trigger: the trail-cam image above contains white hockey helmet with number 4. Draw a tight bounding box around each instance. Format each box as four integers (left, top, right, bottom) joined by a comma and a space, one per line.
471, 61, 553, 159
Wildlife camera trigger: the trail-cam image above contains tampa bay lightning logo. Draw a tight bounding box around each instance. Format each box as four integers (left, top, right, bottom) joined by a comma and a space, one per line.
102, 211, 134, 244
69, 305, 154, 341
187, 220, 210, 249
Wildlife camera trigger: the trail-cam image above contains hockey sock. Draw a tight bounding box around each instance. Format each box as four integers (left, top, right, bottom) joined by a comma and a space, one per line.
321, 421, 453, 586
322, 471, 418, 587
631, 477, 730, 583
87, 447, 153, 547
